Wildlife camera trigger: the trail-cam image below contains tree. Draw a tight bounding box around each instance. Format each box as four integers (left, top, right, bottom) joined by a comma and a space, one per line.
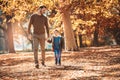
55, 0, 78, 51
1, 0, 120, 53
70, 0, 120, 46
0, 0, 38, 53
6, 14, 15, 53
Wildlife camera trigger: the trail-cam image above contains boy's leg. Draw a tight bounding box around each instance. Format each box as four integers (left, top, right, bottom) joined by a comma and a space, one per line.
54, 50, 57, 65
55, 49, 61, 65
58, 50, 61, 65
33, 37, 39, 68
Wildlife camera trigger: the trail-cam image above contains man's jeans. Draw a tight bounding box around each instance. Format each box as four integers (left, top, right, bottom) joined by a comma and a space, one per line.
33, 34, 45, 65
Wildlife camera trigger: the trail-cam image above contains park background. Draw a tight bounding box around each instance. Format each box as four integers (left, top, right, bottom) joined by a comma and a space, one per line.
0, 0, 120, 53
0, 0, 120, 80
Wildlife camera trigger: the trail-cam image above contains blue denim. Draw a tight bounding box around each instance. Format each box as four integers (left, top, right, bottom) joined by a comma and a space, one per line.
54, 49, 61, 65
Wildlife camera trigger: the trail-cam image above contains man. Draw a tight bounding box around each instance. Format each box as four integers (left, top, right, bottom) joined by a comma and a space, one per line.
28, 5, 49, 68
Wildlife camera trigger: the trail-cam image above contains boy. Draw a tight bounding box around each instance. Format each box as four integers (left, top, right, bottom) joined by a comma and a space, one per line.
50, 30, 64, 65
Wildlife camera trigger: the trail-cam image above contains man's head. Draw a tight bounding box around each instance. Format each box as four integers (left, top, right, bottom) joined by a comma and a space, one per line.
38, 5, 47, 14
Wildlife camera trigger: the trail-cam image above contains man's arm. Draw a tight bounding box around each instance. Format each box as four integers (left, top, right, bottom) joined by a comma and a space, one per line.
28, 23, 31, 34
28, 15, 33, 34
45, 17, 49, 37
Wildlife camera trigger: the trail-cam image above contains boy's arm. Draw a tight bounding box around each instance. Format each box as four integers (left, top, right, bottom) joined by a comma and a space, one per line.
60, 37, 64, 49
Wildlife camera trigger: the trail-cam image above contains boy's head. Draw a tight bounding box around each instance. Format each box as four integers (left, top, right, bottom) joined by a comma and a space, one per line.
38, 5, 47, 14
54, 30, 60, 36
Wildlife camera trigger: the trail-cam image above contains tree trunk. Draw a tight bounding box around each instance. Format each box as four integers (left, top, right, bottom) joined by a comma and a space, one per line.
113, 27, 120, 45
61, 10, 77, 51
93, 26, 99, 46
113, 22, 120, 45
0, 26, 6, 53
79, 34, 83, 47
6, 22, 15, 53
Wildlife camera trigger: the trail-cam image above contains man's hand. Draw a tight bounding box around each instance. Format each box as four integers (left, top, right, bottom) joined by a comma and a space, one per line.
28, 34, 32, 40
47, 34, 50, 38
28, 29, 31, 34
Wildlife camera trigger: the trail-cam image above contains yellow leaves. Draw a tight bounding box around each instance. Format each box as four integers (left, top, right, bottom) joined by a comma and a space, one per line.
84, 39, 92, 46
1, 0, 44, 22
55, 1, 59, 7
0, 0, 63, 22
0, 0, 119, 28
103, 11, 113, 18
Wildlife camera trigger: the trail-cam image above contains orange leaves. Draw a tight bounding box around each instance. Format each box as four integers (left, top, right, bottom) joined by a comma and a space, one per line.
1, 0, 42, 22
0, 0, 119, 30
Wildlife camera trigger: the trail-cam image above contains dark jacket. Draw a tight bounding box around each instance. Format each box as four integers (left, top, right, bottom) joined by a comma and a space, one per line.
48, 36, 64, 51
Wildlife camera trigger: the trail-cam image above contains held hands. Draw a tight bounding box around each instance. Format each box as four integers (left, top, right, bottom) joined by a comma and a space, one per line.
28, 34, 32, 40
46, 37, 52, 43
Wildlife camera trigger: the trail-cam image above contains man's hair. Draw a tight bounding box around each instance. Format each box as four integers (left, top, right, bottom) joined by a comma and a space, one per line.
39, 5, 46, 9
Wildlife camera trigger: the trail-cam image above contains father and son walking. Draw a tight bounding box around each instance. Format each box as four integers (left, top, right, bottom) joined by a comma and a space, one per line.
28, 6, 64, 68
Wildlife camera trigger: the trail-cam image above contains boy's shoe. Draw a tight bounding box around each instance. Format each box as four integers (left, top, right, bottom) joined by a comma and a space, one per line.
35, 64, 39, 69
58, 63, 61, 66
55, 62, 57, 65
55, 58, 57, 63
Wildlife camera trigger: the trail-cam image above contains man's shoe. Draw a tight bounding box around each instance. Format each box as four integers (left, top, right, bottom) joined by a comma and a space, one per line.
41, 62, 46, 67
35, 64, 39, 69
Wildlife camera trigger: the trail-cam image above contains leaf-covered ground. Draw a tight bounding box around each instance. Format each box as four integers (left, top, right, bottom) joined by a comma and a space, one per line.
0, 46, 120, 80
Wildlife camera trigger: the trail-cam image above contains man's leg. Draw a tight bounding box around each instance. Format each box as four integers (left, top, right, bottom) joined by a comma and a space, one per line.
33, 37, 39, 68
39, 37, 45, 66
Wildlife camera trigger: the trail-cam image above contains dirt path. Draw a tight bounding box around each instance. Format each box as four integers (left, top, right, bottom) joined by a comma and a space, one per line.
0, 46, 120, 80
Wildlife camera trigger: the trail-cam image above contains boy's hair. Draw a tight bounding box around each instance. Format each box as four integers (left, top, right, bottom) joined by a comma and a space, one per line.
39, 5, 46, 9
54, 29, 59, 32
54, 29, 61, 35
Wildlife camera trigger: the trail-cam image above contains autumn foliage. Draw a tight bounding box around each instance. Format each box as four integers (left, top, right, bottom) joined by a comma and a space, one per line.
0, 0, 120, 52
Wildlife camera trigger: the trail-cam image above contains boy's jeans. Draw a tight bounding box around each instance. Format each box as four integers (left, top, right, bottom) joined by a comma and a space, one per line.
54, 49, 61, 65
